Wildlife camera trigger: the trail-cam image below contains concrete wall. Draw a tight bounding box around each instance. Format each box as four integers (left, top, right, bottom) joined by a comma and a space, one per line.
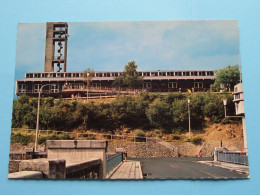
108, 141, 244, 158
46, 140, 107, 179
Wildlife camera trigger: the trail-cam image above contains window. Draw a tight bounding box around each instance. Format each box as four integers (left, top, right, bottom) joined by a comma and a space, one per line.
176, 72, 182, 76
92, 83, 101, 88
143, 72, 150, 76
18, 84, 26, 93
33, 84, 42, 92
151, 72, 158, 76
26, 73, 33, 78
194, 82, 203, 88
34, 73, 41, 78
167, 72, 174, 76
143, 82, 151, 88
51, 84, 59, 93
159, 72, 166, 76
65, 73, 71, 77
168, 82, 177, 88
235, 94, 240, 100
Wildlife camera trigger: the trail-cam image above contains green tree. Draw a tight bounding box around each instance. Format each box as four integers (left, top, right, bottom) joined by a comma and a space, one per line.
113, 60, 143, 89
212, 65, 241, 92
146, 98, 173, 131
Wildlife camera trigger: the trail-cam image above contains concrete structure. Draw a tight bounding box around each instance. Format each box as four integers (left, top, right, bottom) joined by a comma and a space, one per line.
233, 83, 245, 115
233, 83, 247, 150
46, 140, 107, 179
8, 171, 43, 179
8, 140, 108, 179
44, 22, 68, 72
18, 158, 66, 179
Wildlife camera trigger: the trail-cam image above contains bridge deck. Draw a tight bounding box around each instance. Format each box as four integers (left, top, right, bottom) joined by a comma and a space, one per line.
109, 160, 143, 179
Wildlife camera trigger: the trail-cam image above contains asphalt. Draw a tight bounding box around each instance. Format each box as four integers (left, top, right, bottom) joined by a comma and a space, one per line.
129, 157, 249, 179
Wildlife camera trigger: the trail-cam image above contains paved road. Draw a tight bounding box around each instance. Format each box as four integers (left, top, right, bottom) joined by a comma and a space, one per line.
129, 157, 249, 179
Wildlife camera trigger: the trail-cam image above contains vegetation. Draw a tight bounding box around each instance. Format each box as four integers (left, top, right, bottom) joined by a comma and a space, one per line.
11, 133, 34, 145
211, 65, 241, 92
113, 60, 143, 89
171, 134, 181, 140
38, 132, 71, 144
191, 137, 203, 145
12, 92, 236, 135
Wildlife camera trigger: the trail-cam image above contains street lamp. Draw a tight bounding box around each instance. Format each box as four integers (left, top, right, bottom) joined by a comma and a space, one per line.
223, 99, 227, 117
35, 84, 55, 152
187, 98, 191, 139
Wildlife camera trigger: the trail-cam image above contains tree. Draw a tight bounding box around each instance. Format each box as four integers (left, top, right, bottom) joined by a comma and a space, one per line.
212, 65, 241, 92
83, 68, 95, 99
146, 98, 173, 131
113, 60, 143, 89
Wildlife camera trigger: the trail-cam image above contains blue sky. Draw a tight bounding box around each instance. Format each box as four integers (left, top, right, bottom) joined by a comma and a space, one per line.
15, 20, 240, 80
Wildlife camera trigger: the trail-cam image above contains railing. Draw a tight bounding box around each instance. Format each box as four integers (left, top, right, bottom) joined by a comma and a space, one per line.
106, 153, 123, 175
16, 89, 59, 94
11, 128, 155, 143
217, 151, 248, 165
62, 85, 140, 94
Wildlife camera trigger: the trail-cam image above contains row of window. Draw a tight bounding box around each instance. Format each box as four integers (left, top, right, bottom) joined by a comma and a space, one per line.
18, 82, 204, 93
18, 84, 59, 93
25, 71, 214, 79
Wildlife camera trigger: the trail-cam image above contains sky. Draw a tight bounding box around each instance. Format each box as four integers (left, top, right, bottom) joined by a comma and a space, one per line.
15, 20, 240, 80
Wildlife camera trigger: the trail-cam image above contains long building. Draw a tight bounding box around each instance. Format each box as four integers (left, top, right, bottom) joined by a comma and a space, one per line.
15, 22, 215, 97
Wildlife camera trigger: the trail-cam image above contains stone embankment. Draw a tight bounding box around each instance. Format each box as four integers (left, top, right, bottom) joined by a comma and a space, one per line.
9, 140, 244, 159
107, 140, 244, 158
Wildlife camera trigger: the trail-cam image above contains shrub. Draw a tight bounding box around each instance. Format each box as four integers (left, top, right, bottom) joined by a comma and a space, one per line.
38, 132, 71, 144
84, 134, 96, 140
191, 137, 203, 145
171, 134, 180, 140
221, 117, 230, 124
135, 129, 145, 137
153, 129, 162, 137
11, 133, 34, 145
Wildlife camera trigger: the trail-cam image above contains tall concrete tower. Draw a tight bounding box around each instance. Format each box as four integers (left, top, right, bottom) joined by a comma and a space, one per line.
44, 22, 68, 72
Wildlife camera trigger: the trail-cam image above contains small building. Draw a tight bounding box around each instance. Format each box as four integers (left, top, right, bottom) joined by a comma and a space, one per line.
233, 83, 244, 115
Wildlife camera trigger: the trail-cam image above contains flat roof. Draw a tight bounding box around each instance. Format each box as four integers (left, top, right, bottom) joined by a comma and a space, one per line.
17, 76, 215, 82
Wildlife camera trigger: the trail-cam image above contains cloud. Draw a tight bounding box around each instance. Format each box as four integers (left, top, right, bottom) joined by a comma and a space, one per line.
16, 23, 45, 69
15, 21, 241, 80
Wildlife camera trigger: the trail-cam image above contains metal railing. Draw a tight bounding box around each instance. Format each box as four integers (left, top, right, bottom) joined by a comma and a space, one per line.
11, 128, 157, 142
217, 151, 248, 165
106, 153, 123, 175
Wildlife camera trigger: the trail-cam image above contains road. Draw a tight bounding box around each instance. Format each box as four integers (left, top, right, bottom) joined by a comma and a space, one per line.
128, 157, 249, 179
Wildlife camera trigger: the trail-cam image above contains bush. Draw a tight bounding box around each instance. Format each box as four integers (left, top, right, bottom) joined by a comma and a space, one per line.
153, 129, 162, 137
171, 134, 180, 140
38, 133, 71, 144
135, 129, 145, 137
191, 137, 203, 145
11, 133, 34, 145
221, 117, 230, 124
84, 134, 96, 140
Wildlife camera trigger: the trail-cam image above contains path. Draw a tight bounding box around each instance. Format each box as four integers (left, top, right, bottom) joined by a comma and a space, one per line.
109, 160, 143, 179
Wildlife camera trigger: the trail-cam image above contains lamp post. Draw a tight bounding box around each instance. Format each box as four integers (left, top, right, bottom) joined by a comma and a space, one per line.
187, 98, 191, 139
35, 84, 55, 152
223, 99, 227, 117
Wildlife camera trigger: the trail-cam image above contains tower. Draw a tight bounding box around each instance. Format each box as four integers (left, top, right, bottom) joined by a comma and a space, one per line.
44, 22, 68, 72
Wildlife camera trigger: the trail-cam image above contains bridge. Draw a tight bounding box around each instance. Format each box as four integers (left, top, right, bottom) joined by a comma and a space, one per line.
8, 140, 143, 179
